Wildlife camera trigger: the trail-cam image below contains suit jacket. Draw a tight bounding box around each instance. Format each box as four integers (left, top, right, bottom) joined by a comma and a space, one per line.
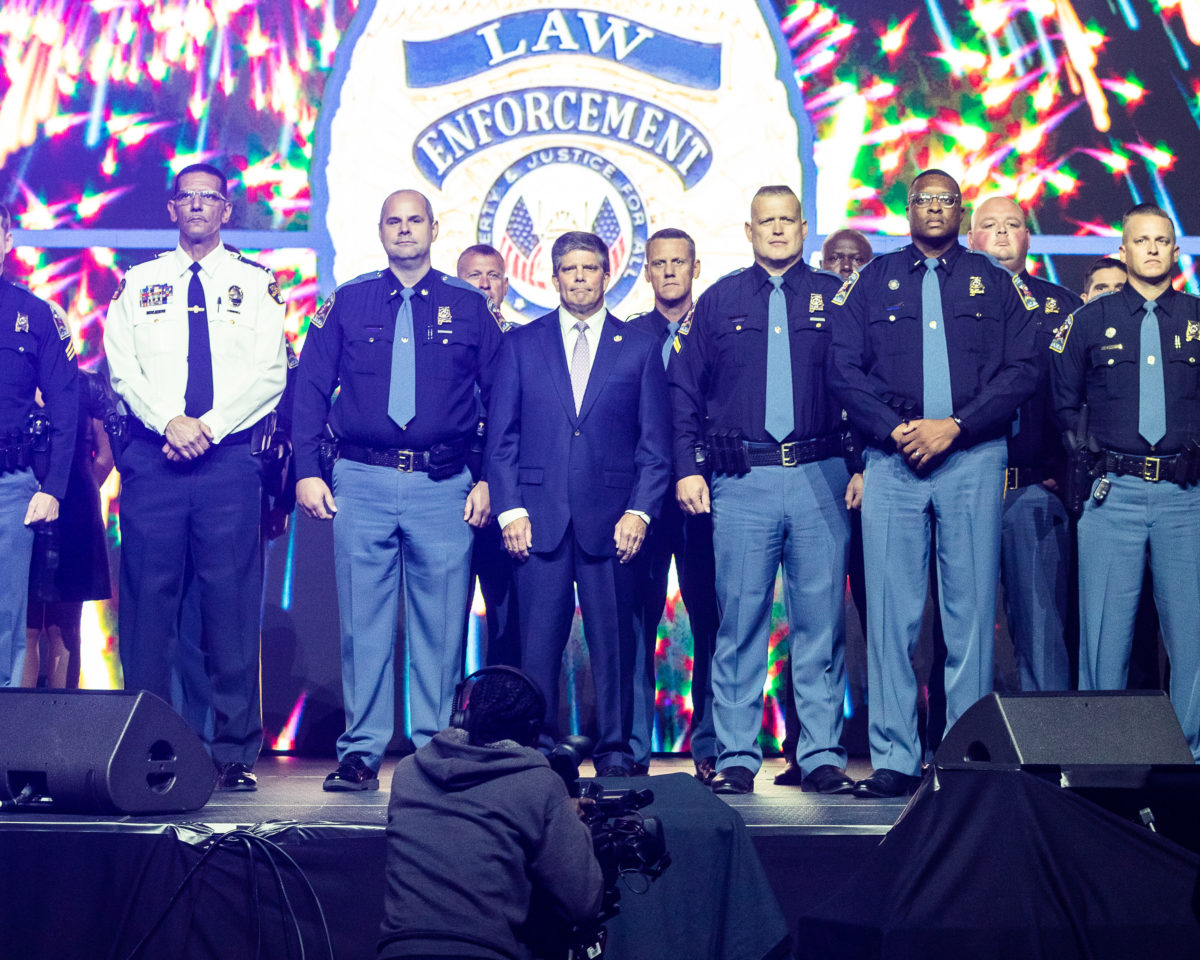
486, 309, 671, 557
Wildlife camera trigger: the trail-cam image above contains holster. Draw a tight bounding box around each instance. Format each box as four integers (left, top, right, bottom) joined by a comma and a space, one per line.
704, 426, 750, 477
427, 437, 468, 481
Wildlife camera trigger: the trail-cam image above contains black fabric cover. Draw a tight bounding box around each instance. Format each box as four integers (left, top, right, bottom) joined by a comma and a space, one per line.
796, 768, 1200, 959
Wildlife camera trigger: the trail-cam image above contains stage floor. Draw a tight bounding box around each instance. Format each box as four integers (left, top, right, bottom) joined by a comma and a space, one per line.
2, 754, 906, 833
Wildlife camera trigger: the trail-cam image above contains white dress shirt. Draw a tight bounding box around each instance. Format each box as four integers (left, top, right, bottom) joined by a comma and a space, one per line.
104, 244, 287, 442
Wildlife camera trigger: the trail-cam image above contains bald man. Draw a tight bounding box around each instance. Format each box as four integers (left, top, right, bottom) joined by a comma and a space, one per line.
294, 189, 503, 790
968, 195, 1081, 691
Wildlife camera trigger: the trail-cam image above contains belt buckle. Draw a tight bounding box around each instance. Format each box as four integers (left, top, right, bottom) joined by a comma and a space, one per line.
395, 450, 414, 472
780, 442, 797, 467
1142, 457, 1160, 482
1005, 467, 1019, 492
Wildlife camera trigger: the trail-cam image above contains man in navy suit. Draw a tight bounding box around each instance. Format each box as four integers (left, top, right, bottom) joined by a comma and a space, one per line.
487, 231, 671, 776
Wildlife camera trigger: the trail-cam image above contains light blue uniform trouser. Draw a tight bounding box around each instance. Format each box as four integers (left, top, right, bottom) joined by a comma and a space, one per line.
861, 438, 1006, 776
710, 458, 849, 776
1000, 482, 1070, 691
1078, 473, 1200, 761
332, 459, 473, 769
0, 469, 37, 686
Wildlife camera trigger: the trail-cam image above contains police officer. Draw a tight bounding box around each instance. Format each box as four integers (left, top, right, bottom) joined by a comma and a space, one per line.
968, 196, 1080, 691
626, 227, 720, 782
671, 186, 856, 796
1081, 257, 1127, 303
104, 163, 287, 791
0, 200, 78, 687
1051, 203, 1200, 760
294, 189, 502, 791
457, 243, 521, 669
830, 169, 1038, 797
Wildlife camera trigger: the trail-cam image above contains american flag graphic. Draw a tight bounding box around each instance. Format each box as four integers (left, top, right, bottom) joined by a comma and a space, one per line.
591, 198, 626, 276
499, 196, 542, 285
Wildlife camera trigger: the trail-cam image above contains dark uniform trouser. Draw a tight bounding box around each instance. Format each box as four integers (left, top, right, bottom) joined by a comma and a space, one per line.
470, 522, 521, 668
632, 503, 719, 765
118, 437, 264, 765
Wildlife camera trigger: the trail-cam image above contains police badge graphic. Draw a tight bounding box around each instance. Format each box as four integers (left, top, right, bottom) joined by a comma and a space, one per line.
311, 1, 814, 319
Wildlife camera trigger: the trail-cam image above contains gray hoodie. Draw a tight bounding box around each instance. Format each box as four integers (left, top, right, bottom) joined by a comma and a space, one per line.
379, 728, 604, 959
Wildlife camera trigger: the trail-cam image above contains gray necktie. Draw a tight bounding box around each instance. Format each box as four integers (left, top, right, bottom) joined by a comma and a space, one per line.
922, 257, 953, 420
1139, 300, 1166, 445
570, 319, 589, 414
387, 287, 416, 428
764, 276, 793, 442
662, 320, 680, 369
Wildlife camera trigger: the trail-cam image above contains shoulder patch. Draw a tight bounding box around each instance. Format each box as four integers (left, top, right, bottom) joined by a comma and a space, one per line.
268, 280, 285, 305
111, 277, 126, 302
311, 292, 334, 329
49, 301, 70, 340
1011, 273, 1040, 311
831, 270, 861, 306
1049, 313, 1074, 354
285, 339, 299, 369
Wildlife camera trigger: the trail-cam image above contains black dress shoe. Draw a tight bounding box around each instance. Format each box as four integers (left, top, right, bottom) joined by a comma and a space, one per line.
595, 765, 631, 778
773, 761, 805, 786
694, 756, 717, 786
852, 768, 921, 798
215, 762, 257, 792
801, 764, 856, 795
631, 762, 650, 776
323, 754, 379, 792
710, 766, 755, 795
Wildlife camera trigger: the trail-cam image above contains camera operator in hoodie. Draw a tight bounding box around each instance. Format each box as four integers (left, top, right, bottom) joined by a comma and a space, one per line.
378, 666, 603, 960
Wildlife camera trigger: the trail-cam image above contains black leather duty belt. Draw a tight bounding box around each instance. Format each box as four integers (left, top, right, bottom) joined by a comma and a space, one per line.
1102, 450, 1181, 483
744, 435, 841, 467
1004, 466, 1052, 492
338, 443, 432, 472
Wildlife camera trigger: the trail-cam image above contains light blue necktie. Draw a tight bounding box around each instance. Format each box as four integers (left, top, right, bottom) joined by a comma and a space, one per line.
387, 287, 416, 428
764, 276, 793, 442
921, 257, 953, 420
662, 320, 680, 369
1139, 300, 1166, 446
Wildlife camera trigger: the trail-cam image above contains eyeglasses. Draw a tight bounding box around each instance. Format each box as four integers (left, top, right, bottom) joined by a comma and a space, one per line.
172, 190, 228, 206
908, 193, 960, 208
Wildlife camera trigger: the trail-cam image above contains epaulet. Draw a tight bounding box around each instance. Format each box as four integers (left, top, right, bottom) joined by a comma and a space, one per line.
337, 270, 383, 291
623, 311, 648, 323
442, 274, 488, 299
831, 269, 861, 306
1010, 272, 1040, 311
1048, 313, 1074, 353
154, 250, 172, 260
233, 252, 271, 273
715, 266, 746, 283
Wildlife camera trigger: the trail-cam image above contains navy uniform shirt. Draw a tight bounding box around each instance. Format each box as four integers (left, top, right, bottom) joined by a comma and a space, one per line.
0, 278, 78, 498
1050, 283, 1200, 456
829, 243, 1038, 448
668, 261, 845, 479
294, 267, 503, 480
1008, 272, 1082, 471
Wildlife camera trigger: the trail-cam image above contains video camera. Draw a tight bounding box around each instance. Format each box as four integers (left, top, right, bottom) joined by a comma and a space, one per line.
543, 736, 671, 960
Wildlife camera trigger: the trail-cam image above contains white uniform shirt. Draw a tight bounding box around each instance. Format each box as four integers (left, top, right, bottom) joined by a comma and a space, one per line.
104, 245, 287, 442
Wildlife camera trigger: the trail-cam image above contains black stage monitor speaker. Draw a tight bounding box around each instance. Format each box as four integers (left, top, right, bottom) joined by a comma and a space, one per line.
0, 689, 215, 814
935, 691, 1193, 780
